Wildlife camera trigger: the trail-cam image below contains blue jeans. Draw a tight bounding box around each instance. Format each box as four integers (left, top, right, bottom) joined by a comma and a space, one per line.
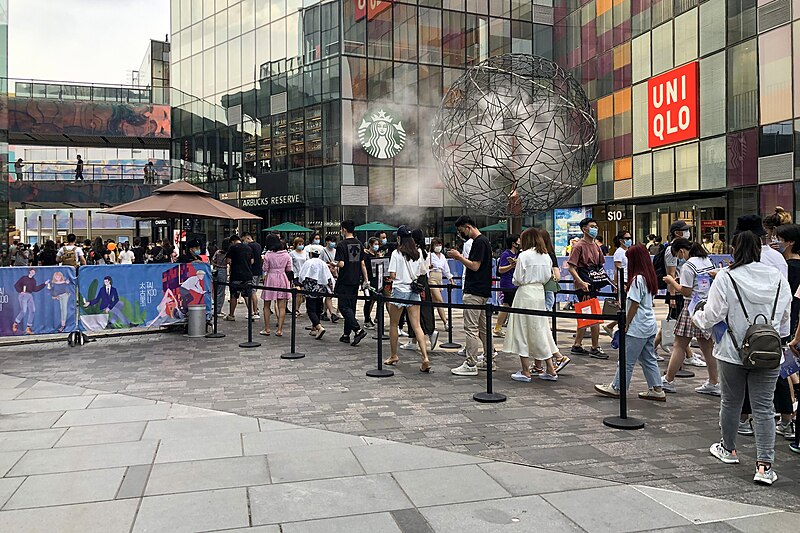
15, 292, 35, 327
544, 291, 555, 311
612, 334, 660, 391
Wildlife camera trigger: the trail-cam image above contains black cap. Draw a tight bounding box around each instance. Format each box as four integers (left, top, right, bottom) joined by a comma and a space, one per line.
669, 220, 690, 235
396, 225, 413, 238
187, 239, 201, 248
732, 215, 767, 237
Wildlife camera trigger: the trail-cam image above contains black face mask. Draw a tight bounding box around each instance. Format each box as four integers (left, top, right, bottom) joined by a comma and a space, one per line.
459, 231, 468, 241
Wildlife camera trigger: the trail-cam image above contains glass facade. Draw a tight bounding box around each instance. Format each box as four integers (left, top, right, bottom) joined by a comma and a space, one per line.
170, 0, 554, 237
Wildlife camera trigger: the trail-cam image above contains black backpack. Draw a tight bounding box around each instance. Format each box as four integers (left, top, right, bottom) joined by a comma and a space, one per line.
726, 274, 782, 370
653, 244, 667, 289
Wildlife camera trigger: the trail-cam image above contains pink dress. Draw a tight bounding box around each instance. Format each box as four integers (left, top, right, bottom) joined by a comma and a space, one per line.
261, 250, 292, 301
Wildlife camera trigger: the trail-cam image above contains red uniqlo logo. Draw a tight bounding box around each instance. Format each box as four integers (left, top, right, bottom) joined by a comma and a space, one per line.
647, 62, 699, 149
355, 0, 392, 21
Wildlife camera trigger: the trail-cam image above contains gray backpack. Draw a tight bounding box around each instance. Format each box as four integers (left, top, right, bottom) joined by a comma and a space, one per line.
726, 274, 782, 370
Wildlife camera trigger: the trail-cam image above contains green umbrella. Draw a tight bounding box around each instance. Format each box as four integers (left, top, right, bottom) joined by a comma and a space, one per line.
354, 221, 398, 232
479, 221, 508, 232
263, 222, 313, 232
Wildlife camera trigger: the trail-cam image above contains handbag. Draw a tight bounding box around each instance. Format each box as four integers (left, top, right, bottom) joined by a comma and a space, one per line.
543, 278, 560, 294
602, 298, 620, 317
404, 257, 424, 294
577, 264, 609, 290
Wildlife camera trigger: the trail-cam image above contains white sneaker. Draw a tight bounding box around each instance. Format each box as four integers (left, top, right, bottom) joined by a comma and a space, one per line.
252, 313, 261, 321
223, 314, 236, 322
661, 375, 676, 393
398, 328, 409, 337
458, 347, 466, 356
451, 361, 478, 376
753, 464, 778, 485
695, 380, 721, 396
709, 442, 739, 464
685, 355, 707, 367
476, 356, 497, 372
400, 342, 418, 351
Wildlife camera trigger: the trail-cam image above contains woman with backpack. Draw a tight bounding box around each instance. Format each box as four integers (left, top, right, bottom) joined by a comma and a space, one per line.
660, 238, 720, 396
693, 231, 791, 485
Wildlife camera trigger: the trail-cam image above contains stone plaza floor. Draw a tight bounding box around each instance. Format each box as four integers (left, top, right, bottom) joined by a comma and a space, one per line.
0, 303, 798, 531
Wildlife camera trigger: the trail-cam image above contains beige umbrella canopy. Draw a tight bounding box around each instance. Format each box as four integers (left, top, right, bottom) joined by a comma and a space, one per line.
102, 180, 261, 220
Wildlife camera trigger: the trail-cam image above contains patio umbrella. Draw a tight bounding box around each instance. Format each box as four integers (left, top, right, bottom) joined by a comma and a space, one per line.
355, 221, 398, 232
479, 221, 508, 232
101, 181, 261, 220
263, 222, 313, 232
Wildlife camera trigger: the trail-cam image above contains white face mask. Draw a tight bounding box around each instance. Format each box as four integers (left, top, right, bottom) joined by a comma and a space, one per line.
682, 230, 690, 239
434, 246, 442, 253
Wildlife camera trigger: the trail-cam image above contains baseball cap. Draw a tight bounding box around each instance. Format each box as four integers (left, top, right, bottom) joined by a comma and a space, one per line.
669, 220, 690, 235
396, 225, 413, 238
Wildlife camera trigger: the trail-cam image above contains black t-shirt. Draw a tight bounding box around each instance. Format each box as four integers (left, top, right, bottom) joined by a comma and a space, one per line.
248, 242, 263, 276
38, 249, 58, 266
787, 259, 800, 334
464, 234, 492, 298
335, 236, 365, 286
132, 246, 145, 264
226, 243, 254, 282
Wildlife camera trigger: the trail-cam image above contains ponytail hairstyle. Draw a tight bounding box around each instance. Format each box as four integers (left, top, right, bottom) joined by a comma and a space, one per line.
669, 237, 708, 259
763, 206, 792, 230
625, 244, 658, 295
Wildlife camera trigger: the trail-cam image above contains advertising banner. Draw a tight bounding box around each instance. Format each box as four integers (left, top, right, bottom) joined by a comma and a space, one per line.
648, 61, 699, 149
0, 266, 78, 336
77, 263, 211, 332
554, 208, 591, 256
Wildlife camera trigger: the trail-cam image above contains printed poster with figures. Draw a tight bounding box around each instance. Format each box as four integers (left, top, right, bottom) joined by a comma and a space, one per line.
0, 266, 78, 336
77, 263, 212, 332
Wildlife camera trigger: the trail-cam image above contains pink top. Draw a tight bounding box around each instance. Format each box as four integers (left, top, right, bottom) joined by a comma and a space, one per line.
261, 250, 292, 300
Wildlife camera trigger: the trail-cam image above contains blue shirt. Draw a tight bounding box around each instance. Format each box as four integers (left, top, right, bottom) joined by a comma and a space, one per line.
498, 249, 518, 289
626, 274, 657, 338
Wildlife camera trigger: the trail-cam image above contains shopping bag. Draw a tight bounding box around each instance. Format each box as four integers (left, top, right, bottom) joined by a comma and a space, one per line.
575, 297, 603, 328
661, 319, 675, 350
601, 298, 620, 317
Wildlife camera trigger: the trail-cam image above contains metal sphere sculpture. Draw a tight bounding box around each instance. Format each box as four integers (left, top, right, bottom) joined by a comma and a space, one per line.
431, 54, 597, 217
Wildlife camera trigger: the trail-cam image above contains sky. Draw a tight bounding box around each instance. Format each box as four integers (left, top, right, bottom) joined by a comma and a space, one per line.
9, 0, 170, 85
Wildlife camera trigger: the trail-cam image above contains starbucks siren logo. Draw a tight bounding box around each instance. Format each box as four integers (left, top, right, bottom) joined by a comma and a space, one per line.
358, 108, 406, 159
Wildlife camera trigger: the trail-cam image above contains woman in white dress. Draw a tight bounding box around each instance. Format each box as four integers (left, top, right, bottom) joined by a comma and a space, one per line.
504, 227, 560, 382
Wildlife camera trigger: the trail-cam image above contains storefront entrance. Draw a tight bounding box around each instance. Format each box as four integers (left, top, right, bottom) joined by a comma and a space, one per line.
633, 196, 727, 247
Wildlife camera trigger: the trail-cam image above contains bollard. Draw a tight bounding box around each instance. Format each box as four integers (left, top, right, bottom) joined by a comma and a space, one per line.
603, 268, 644, 430
239, 283, 261, 349
551, 300, 558, 344
473, 302, 506, 403
440, 283, 462, 349
367, 293, 394, 377
281, 289, 305, 359
206, 277, 225, 339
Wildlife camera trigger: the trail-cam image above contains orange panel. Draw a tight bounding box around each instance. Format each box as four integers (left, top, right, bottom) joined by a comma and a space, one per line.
613, 88, 631, 114
597, 95, 614, 119
597, 0, 612, 15
614, 157, 632, 181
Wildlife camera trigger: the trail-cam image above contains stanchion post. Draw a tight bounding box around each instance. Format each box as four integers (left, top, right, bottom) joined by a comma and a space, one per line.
551, 298, 558, 344
367, 293, 393, 378
473, 302, 506, 403
239, 283, 261, 349
206, 276, 225, 339
440, 282, 462, 349
603, 268, 644, 430
281, 288, 305, 359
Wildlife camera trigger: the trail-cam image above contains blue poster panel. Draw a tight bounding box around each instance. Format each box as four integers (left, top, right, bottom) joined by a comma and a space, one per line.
77, 263, 212, 332
0, 266, 78, 336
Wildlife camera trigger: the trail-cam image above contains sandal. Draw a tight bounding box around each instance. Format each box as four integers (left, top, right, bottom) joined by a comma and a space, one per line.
275, 331, 283, 337
420, 363, 432, 373
384, 356, 400, 366
259, 330, 270, 336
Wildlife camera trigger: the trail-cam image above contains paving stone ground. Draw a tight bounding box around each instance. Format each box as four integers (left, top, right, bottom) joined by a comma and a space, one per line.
0, 374, 796, 532
0, 298, 798, 518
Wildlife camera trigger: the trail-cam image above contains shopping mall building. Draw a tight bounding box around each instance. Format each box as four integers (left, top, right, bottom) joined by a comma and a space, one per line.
169, 0, 798, 249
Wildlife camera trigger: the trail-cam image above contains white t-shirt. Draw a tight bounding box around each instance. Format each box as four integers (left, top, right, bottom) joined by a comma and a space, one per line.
627, 274, 657, 338
760, 245, 788, 280
612, 247, 628, 283
118, 250, 135, 264
56, 244, 84, 262
388, 249, 426, 292
679, 256, 715, 300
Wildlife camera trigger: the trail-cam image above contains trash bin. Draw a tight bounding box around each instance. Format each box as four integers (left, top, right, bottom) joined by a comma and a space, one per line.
187, 304, 206, 338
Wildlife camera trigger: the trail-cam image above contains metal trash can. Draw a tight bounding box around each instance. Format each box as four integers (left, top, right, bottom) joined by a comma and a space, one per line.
187, 304, 206, 338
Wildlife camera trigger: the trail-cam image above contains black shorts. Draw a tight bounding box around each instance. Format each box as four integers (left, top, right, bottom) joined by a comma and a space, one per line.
501, 289, 517, 306
229, 280, 251, 299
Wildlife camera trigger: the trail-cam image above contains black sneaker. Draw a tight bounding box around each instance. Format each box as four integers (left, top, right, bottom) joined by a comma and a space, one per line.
590, 347, 609, 359
351, 329, 368, 346
339, 334, 350, 343
331, 314, 341, 323
364, 321, 376, 330
570, 346, 588, 355
321, 314, 330, 322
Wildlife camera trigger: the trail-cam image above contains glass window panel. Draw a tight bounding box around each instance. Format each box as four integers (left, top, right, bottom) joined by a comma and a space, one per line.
511, 0, 532, 20
192, 54, 202, 97
727, 128, 758, 186
369, 166, 394, 205
228, 3, 241, 38
796, 22, 800, 118
242, 31, 255, 84
700, 52, 726, 137
633, 152, 653, 197
215, 9, 227, 42
533, 24, 553, 60
394, 63, 418, 104
512, 20, 533, 54
727, 38, 758, 132
180, 0, 191, 29
443, 10, 466, 66
675, 143, 699, 190
652, 148, 675, 195
321, 2, 340, 58
699, 0, 725, 56
367, 6, 393, 59
256, 0, 270, 27
203, 49, 215, 97
760, 183, 794, 216
368, 59, 393, 101
632, 33, 651, 83
632, 0, 651, 37
203, 16, 214, 50
215, 42, 228, 95
242, 0, 255, 32
674, 8, 697, 66
343, 0, 366, 55
191, 22, 203, 56
727, 0, 756, 44
203, 0, 215, 18
651, 0, 673, 26
271, 18, 287, 62
651, 21, 673, 75
759, 121, 793, 156
632, 82, 649, 153
759, 25, 792, 125
700, 137, 727, 189
228, 37, 242, 90
286, 13, 301, 62
419, 8, 442, 64
342, 56, 367, 100
489, 17, 511, 57
394, 4, 418, 61
419, 65, 443, 106
179, 58, 192, 94
466, 14, 490, 64
271, 0, 286, 20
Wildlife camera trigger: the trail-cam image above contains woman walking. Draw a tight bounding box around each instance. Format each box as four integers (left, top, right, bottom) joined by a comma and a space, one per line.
383, 226, 431, 372
289, 237, 308, 317
297, 249, 333, 339
604, 230, 632, 337
494, 234, 520, 338
660, 238, 720, 396
260, 234, 293, 337
504, 228, 560, 382
594, 244, 665, 401
694, 231, 791, 485
428, 238, 453, 328
362, 237, 381, 328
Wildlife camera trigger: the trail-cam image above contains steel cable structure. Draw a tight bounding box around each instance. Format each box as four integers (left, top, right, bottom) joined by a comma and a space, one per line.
431, 54, 598, 217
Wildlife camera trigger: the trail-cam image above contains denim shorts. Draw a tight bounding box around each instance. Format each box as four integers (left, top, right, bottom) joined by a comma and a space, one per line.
391, 289, 421, 308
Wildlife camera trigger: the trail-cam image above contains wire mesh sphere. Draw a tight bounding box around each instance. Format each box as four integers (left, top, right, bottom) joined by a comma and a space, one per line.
431, 54, 597, 217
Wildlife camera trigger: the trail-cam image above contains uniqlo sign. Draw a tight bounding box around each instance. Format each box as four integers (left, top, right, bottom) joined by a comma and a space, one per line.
355, 0, 392, 21
647, 62, 699, 149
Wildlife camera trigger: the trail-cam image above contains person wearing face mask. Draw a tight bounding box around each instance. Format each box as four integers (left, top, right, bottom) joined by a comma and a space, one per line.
334, 220, 371, 346
493, 234, 520, 338
663, 220, 691, 319
375, 231, 393, 256
178, 239, 204, 264
306, 232, 325, 258
428, 237, 453, 328
566, 218, 607, 359
362, 237, 381, 328
604, 230, 632, 338
289, 237, 309, 317
321, 235, 341, 323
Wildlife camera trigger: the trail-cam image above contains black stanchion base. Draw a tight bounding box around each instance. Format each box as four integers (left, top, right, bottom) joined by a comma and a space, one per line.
473, 392, 507, 403
366, 368, 394, 378
675, 368, 695, 378
280, 352, 305, 359
238, 341, 262, 348
603, 416, 645, 430
440, 342, 462, 349
205, 333, 226, 339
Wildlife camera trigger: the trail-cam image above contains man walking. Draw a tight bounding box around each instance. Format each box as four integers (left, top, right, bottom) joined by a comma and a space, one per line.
224, 235, 254, 321
567, 217, 607, 359
75, 155, 84, 181
243, 233, 263, 320
448, 216, 493, 376
334, 220, 369, 346
57, 233, 86, 267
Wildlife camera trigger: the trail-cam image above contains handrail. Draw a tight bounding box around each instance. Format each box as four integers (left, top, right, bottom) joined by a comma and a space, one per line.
10, 161, 174, 183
